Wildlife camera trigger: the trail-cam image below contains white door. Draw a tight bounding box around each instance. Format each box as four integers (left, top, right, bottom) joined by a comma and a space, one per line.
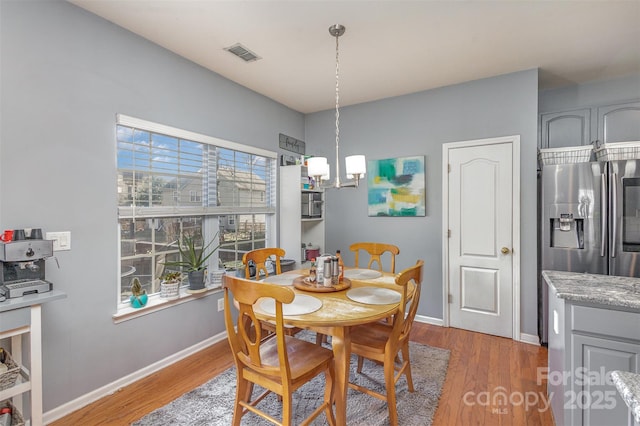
444, 137, 519, 338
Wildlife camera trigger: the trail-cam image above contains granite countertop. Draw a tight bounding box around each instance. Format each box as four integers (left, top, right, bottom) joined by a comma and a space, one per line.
542, 270, 640, 310
611, 370, 640, 424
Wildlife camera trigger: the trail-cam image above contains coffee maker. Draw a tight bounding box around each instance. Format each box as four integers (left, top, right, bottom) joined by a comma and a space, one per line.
0, 238, 53, 300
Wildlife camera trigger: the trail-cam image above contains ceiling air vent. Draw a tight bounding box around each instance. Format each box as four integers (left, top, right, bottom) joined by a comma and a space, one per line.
224, 43, 261, 62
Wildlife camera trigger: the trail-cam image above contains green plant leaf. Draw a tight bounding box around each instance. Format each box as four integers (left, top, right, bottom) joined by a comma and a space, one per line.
162, 231, 221, 272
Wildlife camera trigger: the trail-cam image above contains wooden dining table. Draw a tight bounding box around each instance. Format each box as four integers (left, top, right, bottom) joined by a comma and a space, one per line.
253, 267, 408, 425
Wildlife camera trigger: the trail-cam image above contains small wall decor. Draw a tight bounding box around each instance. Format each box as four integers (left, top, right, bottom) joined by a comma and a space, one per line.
279, 133, 306, 155
367, 155, 426, 217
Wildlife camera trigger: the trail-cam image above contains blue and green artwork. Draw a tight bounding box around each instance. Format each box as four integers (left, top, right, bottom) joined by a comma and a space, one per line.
367, 156, 426, 217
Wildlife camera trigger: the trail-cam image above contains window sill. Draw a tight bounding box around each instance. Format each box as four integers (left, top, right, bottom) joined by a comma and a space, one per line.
113, 285, 223, 324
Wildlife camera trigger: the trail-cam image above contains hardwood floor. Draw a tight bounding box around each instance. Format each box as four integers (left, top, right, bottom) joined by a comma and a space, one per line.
49, 323, 553, 425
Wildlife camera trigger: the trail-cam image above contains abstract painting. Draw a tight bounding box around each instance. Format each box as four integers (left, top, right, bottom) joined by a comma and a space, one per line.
367, 156, 426, 217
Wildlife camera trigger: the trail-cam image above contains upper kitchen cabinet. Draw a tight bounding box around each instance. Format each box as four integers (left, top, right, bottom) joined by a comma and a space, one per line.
598, 100, 640, 144
539, 99, 640, 149
540, 108, 591, 148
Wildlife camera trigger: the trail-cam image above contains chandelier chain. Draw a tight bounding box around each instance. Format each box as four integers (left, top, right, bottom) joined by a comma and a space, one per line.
305, 24, 361, 189
335, 30, 341, 182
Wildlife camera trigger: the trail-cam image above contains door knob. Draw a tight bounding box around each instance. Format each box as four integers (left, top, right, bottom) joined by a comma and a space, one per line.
501, 247, 510, 254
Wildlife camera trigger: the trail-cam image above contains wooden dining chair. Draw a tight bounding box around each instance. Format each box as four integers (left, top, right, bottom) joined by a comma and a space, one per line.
349, 242, 401, 327
347, 259, 424, 426
349, 242, 400, 273
222, 275, 336, 426
242, 247, 304, 338
242, 247, 285, 280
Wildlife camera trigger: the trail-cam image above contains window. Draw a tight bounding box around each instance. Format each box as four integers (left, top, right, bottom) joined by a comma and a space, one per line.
116, 115, 276, 307
189, 191, 201, 203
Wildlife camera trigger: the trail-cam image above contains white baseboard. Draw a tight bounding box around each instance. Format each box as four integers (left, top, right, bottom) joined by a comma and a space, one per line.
414, 315, 540, 346
414, 314, 444, 326
43, 331, 228, 424
44, 321, 539, 423
518, 332, 540, 346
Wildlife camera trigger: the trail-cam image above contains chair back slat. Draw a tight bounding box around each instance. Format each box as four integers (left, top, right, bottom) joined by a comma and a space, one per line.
349, 242, 400, 273
399, 260, 423, 340
242, 247, 285, 279
388, 260, 424, 347
223, 274, 294, 378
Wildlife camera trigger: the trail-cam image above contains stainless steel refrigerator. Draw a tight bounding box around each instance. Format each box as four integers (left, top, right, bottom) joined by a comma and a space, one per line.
539, 159, 640, 343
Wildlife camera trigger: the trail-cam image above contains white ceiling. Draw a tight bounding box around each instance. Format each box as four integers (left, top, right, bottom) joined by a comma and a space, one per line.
69, 0, 640, 114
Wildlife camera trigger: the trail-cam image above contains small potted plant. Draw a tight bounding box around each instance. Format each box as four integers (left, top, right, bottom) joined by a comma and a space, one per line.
164, 232, 221, 292
160, 271, 182, 299
129, 277, 148, 308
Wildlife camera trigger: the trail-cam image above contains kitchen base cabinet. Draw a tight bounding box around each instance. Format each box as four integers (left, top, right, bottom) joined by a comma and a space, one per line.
548, 284, 568, 425
545, 276, 640, 425
570, 334, 640, 426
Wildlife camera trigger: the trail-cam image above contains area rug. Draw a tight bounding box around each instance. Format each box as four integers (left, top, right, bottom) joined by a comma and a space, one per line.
133, 332, 450, 425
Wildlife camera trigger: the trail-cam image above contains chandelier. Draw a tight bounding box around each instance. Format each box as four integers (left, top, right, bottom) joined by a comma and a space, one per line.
307, 24, 366, 189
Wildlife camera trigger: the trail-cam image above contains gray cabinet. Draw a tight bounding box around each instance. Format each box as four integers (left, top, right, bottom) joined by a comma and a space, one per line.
598, 101, 640, 144
539, 100, 640, 149
540, 109, 592, 148
546, 282, 640, 425
548, 285, 569, 425
571, 334, 640, 426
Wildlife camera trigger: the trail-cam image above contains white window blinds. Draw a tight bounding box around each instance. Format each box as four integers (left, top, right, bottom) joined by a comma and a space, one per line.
116, 114, 276, 219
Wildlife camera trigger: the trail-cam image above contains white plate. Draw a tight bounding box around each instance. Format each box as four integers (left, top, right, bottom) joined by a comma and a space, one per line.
343, 269, 383, 280
346, 287, 401, 305
259, 294, 322, 316
260, 274, 302, 286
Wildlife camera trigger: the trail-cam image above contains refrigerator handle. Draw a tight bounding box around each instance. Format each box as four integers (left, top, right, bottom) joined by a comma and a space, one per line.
601, 173, 607, 257
611, 172, 618, 258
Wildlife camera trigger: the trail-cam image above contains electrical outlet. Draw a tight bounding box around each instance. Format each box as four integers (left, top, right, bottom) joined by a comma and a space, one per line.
217, 298, 224, 312
45, 231, 71, 251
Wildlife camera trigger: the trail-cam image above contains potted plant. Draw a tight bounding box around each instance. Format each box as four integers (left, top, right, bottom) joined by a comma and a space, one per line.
165, 232, 221, 292
160, 271, 182, 299
129, 277, 148, 308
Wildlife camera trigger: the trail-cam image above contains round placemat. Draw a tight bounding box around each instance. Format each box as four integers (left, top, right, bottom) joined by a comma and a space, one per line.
346, 287, 401, 305
343, 269, 383, 280
260, 274, 302, 286
259, 294, 323, 316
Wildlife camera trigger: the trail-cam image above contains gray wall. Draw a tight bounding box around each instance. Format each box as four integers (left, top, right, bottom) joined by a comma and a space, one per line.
305, 69, 539, 332
0, 0, 304, 412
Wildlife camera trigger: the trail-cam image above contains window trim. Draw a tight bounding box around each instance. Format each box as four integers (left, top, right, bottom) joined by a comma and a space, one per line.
112, 287, 223, 324
115, 114, 278, 318
116, 114, 277, 160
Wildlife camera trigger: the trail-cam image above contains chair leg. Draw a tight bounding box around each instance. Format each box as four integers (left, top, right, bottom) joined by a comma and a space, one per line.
281, 391, 293, 426
316, 333, 331, 345
233, 376, 250, 426
401, 343, 415, 392
384, 353, 399, 426
356, 355, 364, 373
324, 365, 336, 426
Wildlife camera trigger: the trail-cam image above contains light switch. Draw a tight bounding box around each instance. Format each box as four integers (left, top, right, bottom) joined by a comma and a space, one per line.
46, 231, 71, 251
